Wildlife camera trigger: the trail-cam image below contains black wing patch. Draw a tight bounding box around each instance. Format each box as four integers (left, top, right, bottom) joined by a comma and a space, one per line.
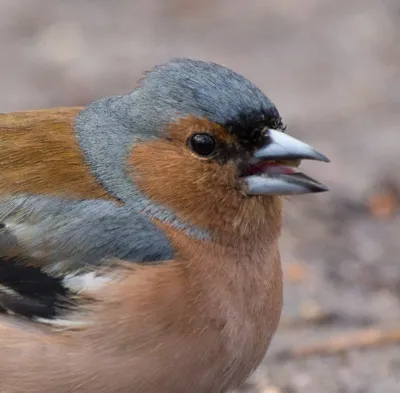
0, 256, 76, 319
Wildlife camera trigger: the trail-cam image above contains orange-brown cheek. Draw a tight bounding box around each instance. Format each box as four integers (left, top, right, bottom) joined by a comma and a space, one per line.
128, 116, 242, 217
128, 139, 239, 217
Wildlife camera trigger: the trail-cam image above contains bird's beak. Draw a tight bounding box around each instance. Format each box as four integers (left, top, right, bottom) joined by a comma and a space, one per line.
243, 129, 330, 195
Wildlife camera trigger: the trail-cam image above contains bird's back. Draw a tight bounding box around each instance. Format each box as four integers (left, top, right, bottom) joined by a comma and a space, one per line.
0, 108, 115, 200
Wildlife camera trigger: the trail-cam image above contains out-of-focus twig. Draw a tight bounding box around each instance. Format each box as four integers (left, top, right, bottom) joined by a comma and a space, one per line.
275, 327, 400, 360
279, 309, 373, 330
279, 311, 342, 329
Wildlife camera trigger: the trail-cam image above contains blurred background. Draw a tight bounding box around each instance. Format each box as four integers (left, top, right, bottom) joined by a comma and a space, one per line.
1, 0, 399, 392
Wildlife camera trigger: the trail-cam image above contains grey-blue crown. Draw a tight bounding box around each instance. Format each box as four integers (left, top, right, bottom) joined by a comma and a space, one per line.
136, 58, 280, 131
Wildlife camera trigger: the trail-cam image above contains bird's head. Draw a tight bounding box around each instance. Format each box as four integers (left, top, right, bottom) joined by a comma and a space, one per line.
76, 58, 329, 242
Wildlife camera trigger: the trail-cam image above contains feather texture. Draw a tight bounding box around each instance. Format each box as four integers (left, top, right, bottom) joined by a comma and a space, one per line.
0, 255, 76, 319
0, 195, 174, 274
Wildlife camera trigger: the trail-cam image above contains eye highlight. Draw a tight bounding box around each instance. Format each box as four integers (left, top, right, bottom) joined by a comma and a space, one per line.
188, 133, 216, 157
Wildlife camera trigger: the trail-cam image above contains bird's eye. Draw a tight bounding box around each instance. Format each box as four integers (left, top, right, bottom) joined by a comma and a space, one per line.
188, 133, 216, 157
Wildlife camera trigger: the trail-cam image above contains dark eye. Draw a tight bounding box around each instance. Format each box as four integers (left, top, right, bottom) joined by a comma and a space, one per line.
188, 133, 216, 157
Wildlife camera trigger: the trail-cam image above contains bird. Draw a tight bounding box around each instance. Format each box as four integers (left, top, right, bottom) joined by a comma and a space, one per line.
0, 58, 329, 393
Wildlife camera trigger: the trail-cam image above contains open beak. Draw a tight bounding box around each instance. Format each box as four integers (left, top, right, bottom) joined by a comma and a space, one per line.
243, 129, 330, 195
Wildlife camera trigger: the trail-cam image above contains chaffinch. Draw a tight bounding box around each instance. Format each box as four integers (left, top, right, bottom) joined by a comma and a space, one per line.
0, 58, 329, 393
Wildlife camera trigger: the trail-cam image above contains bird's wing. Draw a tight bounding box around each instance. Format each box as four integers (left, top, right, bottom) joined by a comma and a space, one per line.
0, 194, 174, 321
0, 194, 173, 269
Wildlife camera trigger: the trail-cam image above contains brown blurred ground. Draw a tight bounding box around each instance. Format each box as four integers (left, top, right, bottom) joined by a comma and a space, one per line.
1, 1, 400, 392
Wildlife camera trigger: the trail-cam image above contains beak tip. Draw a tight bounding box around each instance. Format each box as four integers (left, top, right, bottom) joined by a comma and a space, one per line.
316, 152, 330, 163
312, 184, 329, 193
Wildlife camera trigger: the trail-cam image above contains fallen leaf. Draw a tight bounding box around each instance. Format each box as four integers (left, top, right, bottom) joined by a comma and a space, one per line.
284, 261, 309, 283
368, 191, 398, 219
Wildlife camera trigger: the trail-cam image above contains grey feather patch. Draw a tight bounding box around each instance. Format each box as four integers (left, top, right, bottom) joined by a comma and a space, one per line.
0, 195, 174, 273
